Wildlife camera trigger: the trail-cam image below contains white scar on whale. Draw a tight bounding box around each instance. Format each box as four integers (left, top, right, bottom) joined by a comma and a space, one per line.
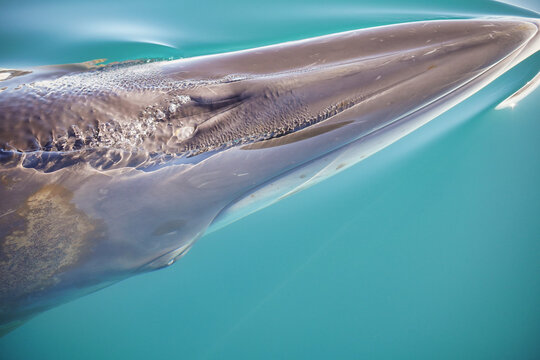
0, 17, 539, 335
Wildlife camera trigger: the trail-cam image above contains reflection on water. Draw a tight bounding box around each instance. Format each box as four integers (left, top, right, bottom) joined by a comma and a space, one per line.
496, 70, 540, 109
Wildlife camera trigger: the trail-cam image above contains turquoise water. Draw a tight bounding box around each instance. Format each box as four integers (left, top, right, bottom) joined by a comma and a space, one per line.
1, 0, 540, 359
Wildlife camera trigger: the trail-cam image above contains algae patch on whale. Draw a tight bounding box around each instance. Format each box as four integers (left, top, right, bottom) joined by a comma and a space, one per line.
0, 184, 104, 306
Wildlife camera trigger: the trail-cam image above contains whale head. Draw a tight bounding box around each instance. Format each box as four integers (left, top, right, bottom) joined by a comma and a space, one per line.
0, 17, 539, 333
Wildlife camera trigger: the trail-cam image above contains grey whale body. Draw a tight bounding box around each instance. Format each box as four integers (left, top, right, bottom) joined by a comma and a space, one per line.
0, 18, 539, 334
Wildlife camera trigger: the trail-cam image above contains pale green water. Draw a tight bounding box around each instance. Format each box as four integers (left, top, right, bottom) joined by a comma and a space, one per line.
1, 0, 540, 359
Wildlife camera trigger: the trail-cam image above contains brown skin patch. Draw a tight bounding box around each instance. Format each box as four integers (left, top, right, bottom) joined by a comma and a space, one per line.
0, 69, 32, 82
0, 184, 104, 309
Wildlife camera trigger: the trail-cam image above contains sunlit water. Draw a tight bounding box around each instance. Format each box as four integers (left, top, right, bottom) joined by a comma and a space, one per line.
1, 0, 539, 359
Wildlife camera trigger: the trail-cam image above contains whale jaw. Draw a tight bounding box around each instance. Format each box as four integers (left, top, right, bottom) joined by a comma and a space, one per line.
0, 17, 539, 335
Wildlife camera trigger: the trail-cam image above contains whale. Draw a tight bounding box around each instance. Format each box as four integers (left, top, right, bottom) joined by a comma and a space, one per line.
1, 17, 539, 334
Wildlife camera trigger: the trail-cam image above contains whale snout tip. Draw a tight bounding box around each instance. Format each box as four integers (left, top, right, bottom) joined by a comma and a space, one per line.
493, 17, 539, 36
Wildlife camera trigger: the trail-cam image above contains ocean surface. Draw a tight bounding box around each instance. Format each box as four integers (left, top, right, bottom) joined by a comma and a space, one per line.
1, 0, 539, 359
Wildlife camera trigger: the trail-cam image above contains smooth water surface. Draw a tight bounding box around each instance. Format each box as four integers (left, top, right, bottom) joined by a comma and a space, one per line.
1, 0, 539, 359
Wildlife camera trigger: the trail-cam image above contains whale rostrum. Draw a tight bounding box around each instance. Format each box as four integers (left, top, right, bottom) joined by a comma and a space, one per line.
0, 18, 539, 334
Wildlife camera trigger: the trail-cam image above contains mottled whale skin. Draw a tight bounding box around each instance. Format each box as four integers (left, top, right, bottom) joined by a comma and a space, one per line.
1, 18, 539, 334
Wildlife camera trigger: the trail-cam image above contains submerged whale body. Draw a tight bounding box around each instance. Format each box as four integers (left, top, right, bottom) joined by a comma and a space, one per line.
1, 18, 539, 334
